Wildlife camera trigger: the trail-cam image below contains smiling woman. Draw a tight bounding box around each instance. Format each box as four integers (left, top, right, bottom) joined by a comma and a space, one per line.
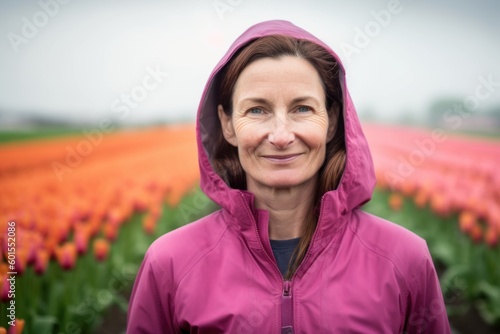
214, 38, 345, 279
127, 20, 451, 333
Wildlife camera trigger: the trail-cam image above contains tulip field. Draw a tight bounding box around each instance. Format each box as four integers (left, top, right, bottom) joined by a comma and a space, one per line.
0, 124, 212, 333
362, 124, 500, 333
0, 123, 499, 333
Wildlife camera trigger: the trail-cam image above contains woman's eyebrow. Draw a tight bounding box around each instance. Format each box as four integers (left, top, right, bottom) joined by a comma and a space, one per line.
290, 96, 320, 105
239, 96, 320, 106
240, 97, 270, 104
238, 97, 273, 108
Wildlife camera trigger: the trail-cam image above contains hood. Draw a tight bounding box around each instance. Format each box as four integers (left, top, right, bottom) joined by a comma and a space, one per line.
196, 20, 375, 226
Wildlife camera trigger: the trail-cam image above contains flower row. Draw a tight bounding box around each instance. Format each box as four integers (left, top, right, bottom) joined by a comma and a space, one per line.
0, 125, 200, 275
363, 124, 500, 246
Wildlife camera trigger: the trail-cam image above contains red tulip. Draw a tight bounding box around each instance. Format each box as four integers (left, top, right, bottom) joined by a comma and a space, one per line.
0, 274, 10, 302
134, 196, 149, 212
469, 224, 483, 243
14, 249, 29, 275
74, 226, 90, 255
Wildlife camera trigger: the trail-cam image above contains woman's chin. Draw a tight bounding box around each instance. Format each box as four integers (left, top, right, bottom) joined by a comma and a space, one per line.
248, 173, 317, 191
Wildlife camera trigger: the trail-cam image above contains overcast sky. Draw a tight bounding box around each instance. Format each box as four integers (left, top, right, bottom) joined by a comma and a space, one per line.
0, 0, 499, 124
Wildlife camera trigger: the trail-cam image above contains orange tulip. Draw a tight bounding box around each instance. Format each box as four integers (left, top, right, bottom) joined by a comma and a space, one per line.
87, 217, 102, 238
166, 187, 184, 207
413, 190, 427, 209
44, 236, 59, 259
430, 194, 450, 217
55, 242, 77, 270
107, 209, 124, 227
142, 214, 157, 235
388, 193, 403, 211
149, 204, 163, 219
102, 223, 118, 242
54, 222, 70, 243
34, 249, 49, 275
7, 319, 24, 334
485, 226, 498, 248
93, 239, 110, 262
459, 211, 476, 234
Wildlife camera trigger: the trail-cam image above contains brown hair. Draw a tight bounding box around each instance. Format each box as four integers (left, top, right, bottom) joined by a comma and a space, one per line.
212, 35, 346, 279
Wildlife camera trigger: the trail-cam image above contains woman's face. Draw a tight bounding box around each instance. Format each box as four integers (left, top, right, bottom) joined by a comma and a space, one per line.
218, 56, 336, 191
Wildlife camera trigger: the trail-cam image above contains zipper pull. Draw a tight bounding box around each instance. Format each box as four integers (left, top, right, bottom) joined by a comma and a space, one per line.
281, 281, 293, 334
283, 280, 291, 296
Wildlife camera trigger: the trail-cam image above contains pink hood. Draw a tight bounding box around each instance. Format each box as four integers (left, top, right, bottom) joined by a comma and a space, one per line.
127, 20, 450, 334
197, 20, 376, 230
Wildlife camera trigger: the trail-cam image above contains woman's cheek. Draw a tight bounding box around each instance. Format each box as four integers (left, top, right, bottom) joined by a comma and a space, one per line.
302, 114, 330, 131
233, 119, 268, 143
295, 123, 328, 144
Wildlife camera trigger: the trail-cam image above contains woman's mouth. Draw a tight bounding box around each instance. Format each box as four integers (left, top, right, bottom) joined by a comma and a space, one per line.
262, 154, 302, 163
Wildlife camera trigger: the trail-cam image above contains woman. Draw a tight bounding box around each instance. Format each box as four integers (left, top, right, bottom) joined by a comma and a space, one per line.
127, 20, 450, 333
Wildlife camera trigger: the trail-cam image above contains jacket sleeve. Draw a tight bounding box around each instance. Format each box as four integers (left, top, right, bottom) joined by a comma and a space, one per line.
403, 246, 451, 334
127, 248, 178, 333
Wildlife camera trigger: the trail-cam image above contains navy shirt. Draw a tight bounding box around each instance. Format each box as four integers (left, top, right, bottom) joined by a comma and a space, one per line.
270, 237, 301, 277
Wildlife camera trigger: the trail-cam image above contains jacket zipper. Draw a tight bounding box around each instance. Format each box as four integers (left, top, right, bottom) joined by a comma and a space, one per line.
237, 189, 338, 332
238, 191, 309, 333
278, 193, 329, 333
281, 280, 293, 334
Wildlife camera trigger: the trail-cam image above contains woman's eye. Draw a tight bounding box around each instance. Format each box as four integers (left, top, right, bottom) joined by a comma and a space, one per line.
248, 107, 263, 114
297, 106, 311, 113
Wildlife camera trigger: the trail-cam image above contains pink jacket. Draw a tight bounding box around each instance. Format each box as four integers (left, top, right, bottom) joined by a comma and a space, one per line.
127, 20, 451, 333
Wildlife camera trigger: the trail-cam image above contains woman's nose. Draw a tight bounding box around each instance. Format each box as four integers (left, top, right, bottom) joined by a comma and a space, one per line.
268, 115, 295, 149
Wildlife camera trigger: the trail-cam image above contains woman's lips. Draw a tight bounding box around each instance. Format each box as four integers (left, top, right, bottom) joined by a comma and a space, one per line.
262, 153, 301, 163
